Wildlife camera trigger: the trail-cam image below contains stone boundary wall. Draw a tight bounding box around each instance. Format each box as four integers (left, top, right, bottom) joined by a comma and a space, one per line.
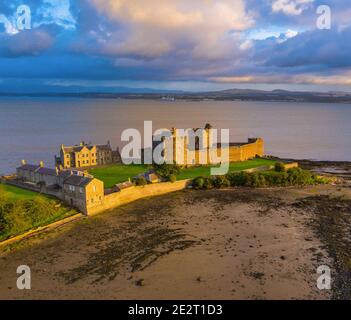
88, 179, 191, 216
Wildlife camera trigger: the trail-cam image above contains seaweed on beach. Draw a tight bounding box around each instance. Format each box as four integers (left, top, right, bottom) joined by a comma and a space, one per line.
57, 197, 198, 284
294, 195, 351, 299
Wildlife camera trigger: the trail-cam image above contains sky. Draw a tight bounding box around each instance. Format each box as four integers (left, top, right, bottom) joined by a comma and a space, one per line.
0, 0, 350, 93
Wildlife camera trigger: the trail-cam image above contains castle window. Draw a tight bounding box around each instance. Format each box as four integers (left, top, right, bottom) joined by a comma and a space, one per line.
69, 185, 75, 192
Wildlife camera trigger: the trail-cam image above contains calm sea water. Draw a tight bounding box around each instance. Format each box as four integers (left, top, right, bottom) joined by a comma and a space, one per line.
0, 97, 350, 174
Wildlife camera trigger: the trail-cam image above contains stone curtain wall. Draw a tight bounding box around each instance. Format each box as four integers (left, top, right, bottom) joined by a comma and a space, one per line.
228, 138, 264, 162
88, 179, 191, 216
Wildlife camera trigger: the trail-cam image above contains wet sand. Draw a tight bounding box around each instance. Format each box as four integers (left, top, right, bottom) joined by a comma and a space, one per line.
1, 185, 350, 300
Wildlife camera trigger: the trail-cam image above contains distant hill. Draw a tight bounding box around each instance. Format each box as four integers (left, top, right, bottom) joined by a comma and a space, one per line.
1, 88, 351, 103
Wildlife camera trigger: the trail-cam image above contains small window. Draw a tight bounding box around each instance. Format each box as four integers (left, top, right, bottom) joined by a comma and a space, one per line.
93, 185, 97, 192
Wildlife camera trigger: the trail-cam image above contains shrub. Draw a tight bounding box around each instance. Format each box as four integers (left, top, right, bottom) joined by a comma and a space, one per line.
169, 174, 177, 183
153, 163, 181, 180
134, 176, 148, 186
212, 176, 231, 188
226, 172, 249, 187
193, 177, 205, 189
193, 167, 327, 190
203, 177, 214, 189
274, 162, 286, 172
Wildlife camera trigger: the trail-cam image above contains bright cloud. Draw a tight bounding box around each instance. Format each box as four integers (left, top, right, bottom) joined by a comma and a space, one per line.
271, 0, 314, 16
88, 0, 254, 58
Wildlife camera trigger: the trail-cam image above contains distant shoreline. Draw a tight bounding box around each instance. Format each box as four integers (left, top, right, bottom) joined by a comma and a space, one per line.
1, 90, 351, 104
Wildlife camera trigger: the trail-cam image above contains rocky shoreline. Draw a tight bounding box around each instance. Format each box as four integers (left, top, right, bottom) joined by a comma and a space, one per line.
272, 157, 351, 182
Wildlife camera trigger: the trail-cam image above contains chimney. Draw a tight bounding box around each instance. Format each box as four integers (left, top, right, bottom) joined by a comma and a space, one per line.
21, 160, 27, 166
39, 161, 45, 168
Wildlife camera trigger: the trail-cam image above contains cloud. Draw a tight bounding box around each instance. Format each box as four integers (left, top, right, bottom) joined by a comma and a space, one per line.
87, 0, 254, 59
271, 0, 314, 16
0, 0, 351, 92
209, 71, 351, 86
263, 27, 351, 68
0, 29, 53, 57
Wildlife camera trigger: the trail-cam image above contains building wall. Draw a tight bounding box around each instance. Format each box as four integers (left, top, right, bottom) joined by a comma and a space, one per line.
74, 146, 98, 168
96, 149, 113, 166
228, 138, 265, 162
87, 179, 190, 216
17, 169, 33, 182
62, 178, 104, 214
167, 135, 264, 165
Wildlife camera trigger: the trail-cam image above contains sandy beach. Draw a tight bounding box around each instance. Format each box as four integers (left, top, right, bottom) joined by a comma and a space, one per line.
1, 182, 350, 300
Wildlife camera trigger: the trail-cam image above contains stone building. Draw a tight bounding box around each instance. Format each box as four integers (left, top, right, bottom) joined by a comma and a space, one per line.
151, 126, 264, 166
62, 174, 104, 213
55, 141, 121, 170
16, 161, 105, 215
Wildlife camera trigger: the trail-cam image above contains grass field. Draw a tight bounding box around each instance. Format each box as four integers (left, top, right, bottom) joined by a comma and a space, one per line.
177, 158, 276, 180
0, 183, 39, 200
88, 159, 276, 187
0, 182, 78, 242
89, 164, 150, 188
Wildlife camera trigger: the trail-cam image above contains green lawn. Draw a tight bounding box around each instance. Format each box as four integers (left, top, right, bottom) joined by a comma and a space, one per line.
0, 183, 39, 200
89, 164, 150, 188
88, 159, 276, 187
177, 158, 276, 180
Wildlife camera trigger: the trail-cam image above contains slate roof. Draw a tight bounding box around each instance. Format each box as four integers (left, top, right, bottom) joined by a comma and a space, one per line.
63, 175, 93, 187
62, 143, 111, 153
58, 170, 72, 179
17, 164, 40, 172
37, 167, 57, 176
96, 144, 111, 151
62, 145, 95, 153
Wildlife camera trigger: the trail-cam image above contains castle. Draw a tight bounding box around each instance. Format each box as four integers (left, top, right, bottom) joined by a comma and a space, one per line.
151, 126, 264, 165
